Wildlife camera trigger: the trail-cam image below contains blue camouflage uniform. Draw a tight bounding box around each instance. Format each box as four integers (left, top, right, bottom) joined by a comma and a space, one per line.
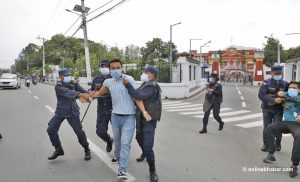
258, 66, 288, 149
47, 70, 89, 148
91, 75, 113, 143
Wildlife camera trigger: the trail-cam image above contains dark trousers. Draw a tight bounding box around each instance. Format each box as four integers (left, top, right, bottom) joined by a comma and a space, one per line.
203, 103, 223, 128
136, 118, 157, 163
47, 114, 89, 148
262, 109, 283, 146
96, 114, 111, 143
267, 122, 300, 165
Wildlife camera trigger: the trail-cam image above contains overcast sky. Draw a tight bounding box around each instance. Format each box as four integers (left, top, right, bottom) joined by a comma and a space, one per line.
1, 0, 300, 68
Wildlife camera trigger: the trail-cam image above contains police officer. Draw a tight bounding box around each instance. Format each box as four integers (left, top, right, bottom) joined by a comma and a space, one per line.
199, 72, 224, 134
47, 68, 91, 161
91, 60, 114, 152
258, 65, 288, 152
123, 65, 161, 182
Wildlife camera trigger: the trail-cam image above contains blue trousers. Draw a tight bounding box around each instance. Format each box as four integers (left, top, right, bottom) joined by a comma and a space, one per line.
47, 114, 89, 148
96, 114, 111, 143
262, 109, 283, 145
136, 118, 157, 163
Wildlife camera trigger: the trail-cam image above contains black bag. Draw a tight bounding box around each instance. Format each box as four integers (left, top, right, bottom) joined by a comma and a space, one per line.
145, 83, 162, 121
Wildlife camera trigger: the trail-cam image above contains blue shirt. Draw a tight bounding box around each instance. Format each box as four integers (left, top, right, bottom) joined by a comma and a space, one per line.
282, 92, 300, 123
103, 74, 137, 115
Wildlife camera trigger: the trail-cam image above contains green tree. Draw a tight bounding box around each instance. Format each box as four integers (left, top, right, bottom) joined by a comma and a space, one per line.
263, 35, 283, 66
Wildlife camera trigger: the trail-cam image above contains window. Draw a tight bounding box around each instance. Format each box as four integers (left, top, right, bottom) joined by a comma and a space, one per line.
212, 53, 219, 58
189, 65, 192, 81
194, 66, 196, 80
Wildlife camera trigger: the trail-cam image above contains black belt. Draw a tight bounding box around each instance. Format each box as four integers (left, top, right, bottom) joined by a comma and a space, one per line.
115, 113, 131, 117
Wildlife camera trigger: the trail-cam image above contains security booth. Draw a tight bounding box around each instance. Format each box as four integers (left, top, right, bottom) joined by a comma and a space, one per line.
283, 58, 300, 82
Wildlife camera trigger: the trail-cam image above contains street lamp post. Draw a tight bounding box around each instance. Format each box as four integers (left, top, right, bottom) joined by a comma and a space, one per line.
169, 22, 181, 83
264, 36, 280, 65
189, 38, 202, 53
199, 40, 211, 62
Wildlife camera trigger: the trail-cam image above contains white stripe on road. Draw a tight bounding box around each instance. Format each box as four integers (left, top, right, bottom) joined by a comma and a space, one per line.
283, 134, 292, 137
162, 102, 190, 107
236, 120, 263, 128
180, 108, 232, 115
33, 96, 39, 100
240, 96, 244, 100
87, 139, 136, 182
166, 107, 203, 112
162, 101, 183, 105
194, 110, 251, 118
223, 113, 262, 123
163, 104, 202, 109
28, 90, 32, 94
242, 102, 246, 107
45, 105, 55, 113
238, 90, 242, 95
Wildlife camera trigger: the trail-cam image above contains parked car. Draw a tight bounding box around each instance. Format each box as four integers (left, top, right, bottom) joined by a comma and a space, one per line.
0, 73, 21, 89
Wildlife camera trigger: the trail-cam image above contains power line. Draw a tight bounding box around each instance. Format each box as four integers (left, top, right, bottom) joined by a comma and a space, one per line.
87, 0, 129, 23
87, 0, 115, 16
64, 16, 82, 36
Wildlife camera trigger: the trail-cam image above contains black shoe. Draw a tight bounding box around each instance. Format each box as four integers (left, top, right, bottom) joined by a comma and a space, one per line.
84, 149, 91, 161
263, 154, 276, 164
276, 143, 281, 152
48, 146, 64, 160
289, 166, 298, 178
219, 122, 224, 131
150, 171, 159, 182
136, 153, 146, 162
199, 129, 207, 134
0, 133, 2, 139
112, 157, 119, 164
117, 171, 127, 180
106, 138, 114, 153
261, 145, 267, 152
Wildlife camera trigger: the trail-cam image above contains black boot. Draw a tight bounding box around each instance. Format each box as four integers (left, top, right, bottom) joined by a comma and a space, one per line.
136, 153, 146, 162
48, 145, 64, 160
84, 146, 91, 161
289, 165, 298, 178
218, 121, 224, 131
0, 133, 2, 139
199, 123, 207, 134
106, 138, 114, 153
149, 162, 159, 182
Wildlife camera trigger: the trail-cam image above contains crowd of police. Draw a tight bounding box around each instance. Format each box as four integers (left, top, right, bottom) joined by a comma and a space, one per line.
46, 59, 161, 182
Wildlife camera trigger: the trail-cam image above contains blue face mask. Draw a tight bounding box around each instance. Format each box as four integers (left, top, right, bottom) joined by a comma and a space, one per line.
288, 88, 298, 97
63, 76, 72, 83
273, 75, 282, 81
99, 68, 110, 75
110, 70, 122, 79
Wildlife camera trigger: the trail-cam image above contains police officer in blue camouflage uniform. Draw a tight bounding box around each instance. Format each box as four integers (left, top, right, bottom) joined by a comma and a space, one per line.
123, 65, 161, 182
47, 68, 91, 161
91, 60, 114, 152
258, 65, 288, 152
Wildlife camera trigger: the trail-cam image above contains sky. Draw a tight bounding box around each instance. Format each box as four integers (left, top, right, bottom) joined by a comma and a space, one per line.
1, 0, 300, 69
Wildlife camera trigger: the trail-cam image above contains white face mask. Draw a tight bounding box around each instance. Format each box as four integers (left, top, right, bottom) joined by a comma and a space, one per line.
140, 73, 149, 82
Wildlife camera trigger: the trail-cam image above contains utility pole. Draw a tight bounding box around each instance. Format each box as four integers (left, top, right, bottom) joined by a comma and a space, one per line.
169, 22, 182, 83
73, 0, 92, 82
37, 36, 46, 76
27, 54, 29, 72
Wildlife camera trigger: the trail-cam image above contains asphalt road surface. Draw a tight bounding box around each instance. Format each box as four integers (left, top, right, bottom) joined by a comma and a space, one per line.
0, 83, 296, 182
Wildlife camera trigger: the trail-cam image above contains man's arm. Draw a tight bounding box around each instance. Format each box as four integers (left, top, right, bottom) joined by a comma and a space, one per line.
258, 83, 276, 103
211, 84, 222, 96
135, 100, 152, 121
125, 83, 154, 100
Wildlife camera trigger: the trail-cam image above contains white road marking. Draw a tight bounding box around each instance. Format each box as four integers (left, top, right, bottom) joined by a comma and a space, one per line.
162, 102, 190, 107
240, 96, 244, 100
242, 102, 246, 107
283, 134, 292, 137
87, 139, 136, 182
166, 107, 203, 112
163, 104, 202, 109
28, 90, 32, 94
195, 110, 251, 118
45, 105, 55, 113
236, 120, 263, 128
33, 96, 39, 100
162, 101, 183, 105
180, 108, 232, 115
222, 113, 262, 123
238, 90, 242, 95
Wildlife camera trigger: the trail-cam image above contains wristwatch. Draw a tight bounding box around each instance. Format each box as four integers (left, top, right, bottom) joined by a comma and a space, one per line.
142, 111, 148, 114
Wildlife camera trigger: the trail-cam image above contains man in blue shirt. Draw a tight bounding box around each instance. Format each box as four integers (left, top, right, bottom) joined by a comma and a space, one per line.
47, 68, 92, 161
263, 81, 300, 178
91, 60, 114, 153
91, 59, 137, 180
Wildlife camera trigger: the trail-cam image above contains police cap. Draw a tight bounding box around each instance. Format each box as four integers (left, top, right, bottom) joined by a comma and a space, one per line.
271, 65, 282, 74
100, 59, 110, 66
58, 68, 71, 76
144, 65, 159, 76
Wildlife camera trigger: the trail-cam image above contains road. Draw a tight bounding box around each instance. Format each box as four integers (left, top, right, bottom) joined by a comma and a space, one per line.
0, 83, 296, 182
